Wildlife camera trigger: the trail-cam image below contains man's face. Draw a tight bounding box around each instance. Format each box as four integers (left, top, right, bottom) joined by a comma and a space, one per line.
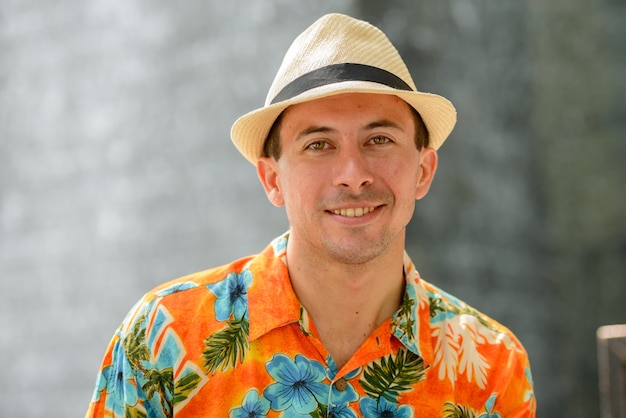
257, 93, 438, 265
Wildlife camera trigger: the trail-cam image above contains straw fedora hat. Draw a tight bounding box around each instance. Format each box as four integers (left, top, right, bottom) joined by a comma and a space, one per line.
230, 13, 457, 165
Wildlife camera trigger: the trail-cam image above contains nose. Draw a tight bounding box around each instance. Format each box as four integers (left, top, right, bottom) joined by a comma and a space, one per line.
333, 147, 374, 191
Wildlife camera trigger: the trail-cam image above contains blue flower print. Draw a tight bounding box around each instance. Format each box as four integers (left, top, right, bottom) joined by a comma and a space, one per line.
103, 339, 139, 415
264, 354, 330, 416
155, 281, 198, 297
360, 396, 412, 418
478, 393, 502, 418
230, 389, 271, 418
91, 366, 109, 402
207, 270, 253, 321
328, 402, 359, 418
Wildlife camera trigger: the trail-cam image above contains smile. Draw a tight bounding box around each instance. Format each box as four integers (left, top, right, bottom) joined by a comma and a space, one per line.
331, 207, 377, 217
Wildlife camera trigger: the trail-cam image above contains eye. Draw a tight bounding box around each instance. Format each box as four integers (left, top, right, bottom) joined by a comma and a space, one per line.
369, 136, 392, 145
306, 141, 329, 151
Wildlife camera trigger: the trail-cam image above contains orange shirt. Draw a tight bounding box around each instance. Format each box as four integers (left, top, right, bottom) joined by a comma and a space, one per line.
87, 233, 535, 417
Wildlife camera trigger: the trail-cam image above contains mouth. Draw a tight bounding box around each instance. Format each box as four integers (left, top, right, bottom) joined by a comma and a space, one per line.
330, 206, 377, 218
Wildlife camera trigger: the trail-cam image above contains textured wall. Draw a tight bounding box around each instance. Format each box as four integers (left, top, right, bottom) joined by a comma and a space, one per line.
1, 1, 624, 417
362, 1, 626, 417
0, 2, 353, 416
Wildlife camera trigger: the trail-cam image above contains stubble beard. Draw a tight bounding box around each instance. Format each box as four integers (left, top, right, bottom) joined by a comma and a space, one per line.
319, 225, 403, 266
315, 190, 406, 265
287, 188, 412, 266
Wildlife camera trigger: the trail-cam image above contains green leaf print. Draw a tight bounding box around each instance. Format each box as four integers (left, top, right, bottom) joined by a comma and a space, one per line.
442, 402, 477, 418
360, 348, 427, 403
123, 314, 150, 374
142, 367, 174, 413
202, 317, 250, 374
431, 294, 499, 334
143, 368, 174, 399
309, 404, 327, 418
173, 372, 202, 405
429, 296, 446, 318
123, 406, 147, 418
396, 292, 416, 340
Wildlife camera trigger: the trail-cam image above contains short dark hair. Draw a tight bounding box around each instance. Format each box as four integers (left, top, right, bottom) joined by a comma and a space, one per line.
262, 112, 284, 161
262, 103, 430, 161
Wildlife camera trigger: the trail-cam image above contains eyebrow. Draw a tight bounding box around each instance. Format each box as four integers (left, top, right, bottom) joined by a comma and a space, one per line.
295, 119, 405, 142
363, 119, 405, 132
295, 126, 338, 142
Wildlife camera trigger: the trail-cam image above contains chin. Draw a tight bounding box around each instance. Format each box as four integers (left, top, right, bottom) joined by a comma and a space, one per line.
322, 240, 388, 265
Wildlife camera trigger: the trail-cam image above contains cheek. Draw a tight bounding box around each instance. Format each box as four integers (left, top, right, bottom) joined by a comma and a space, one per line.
385, 161, 420, 193
278, 167, 318, 206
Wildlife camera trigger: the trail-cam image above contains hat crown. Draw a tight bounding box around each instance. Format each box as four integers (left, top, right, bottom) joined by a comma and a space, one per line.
265, 13, 416, 106
231, 13, 456, 165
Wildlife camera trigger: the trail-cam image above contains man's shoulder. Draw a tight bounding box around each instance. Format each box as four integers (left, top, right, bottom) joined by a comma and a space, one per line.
417, 277, 527, 351
144, 254, 258, 302
114, 253, 262, 334
120, 236, 288, 324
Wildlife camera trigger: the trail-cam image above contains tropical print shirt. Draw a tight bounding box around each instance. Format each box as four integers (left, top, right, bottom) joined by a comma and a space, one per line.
87, 233, 535, 417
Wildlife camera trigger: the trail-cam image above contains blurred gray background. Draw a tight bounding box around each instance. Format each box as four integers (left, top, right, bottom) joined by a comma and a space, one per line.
1, 1, 624, 417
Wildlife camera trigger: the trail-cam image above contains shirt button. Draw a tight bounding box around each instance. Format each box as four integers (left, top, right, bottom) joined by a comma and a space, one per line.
335, 377, 347, 392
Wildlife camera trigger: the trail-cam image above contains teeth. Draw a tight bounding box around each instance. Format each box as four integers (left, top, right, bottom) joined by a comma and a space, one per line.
332, 207, 376, 217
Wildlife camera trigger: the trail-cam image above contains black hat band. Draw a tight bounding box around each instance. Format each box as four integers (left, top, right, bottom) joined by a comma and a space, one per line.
270, 63, 414, 104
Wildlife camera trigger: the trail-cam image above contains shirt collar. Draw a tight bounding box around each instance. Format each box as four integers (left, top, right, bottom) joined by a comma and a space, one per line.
246, 233, 433, 366
247, 234, 301, 341
391, 251, 434, 366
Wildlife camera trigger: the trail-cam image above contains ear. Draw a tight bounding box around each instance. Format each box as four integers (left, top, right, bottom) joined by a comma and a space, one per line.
415, 147, 438, 200
257, 157, 285, 207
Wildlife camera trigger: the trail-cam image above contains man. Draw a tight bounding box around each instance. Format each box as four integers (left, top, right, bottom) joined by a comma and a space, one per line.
87, 13, 535, 417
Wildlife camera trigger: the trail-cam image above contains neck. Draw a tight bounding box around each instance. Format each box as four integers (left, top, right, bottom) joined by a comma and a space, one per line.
286, 235, 406, 369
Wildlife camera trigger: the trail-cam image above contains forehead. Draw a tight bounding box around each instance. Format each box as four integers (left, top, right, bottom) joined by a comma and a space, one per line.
280, 93, 414, 125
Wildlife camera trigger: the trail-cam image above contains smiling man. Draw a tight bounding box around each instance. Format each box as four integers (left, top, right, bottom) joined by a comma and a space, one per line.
87, 13, 536, 417
256, 93, 437, 372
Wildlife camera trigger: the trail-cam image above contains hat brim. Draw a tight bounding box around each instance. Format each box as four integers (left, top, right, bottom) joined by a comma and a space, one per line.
230, 80, 457, 165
